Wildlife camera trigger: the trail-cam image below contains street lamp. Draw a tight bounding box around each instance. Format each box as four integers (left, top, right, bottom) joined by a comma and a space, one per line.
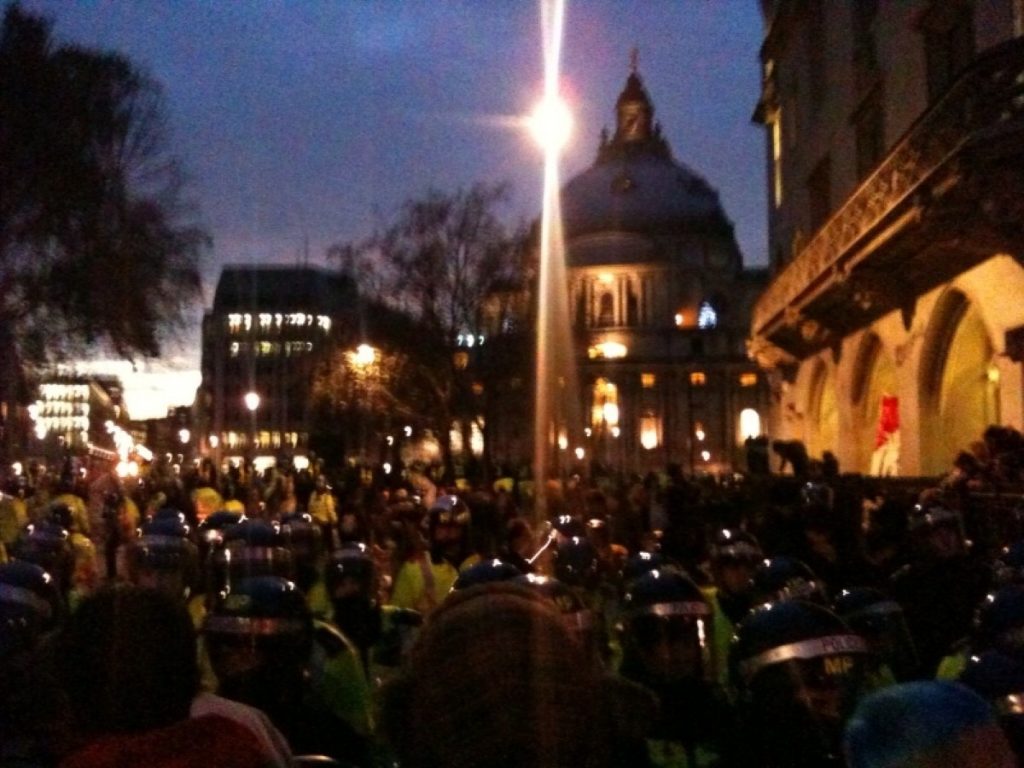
244, 391, 260, 466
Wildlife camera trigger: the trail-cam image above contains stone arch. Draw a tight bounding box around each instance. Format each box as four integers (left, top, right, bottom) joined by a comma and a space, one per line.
806, 357, 838, 460
851, 333, 899, 473
918, 289, 996, 475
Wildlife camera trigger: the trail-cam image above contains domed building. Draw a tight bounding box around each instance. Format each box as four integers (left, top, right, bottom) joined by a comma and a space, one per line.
562, 64, 770, 474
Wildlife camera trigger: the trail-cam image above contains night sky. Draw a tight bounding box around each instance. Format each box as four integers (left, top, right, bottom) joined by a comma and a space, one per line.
21, 1, 767, 411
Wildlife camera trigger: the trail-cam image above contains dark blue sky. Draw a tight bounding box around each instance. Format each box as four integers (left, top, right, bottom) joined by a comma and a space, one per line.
26, 1, 767, 298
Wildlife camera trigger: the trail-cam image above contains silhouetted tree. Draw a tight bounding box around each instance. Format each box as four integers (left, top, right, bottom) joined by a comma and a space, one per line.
327, 183, 529, 482
0, 4, 207, 455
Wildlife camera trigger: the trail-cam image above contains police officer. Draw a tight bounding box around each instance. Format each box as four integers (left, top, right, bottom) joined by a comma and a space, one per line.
730, 599, 870, 767
703, 529, 762, 690
889, 504, 990, 676
750, 555, 829, 607
834, 586, 918, 684
11, 521, 74, 603
390, 495, 468, 615
203, 575, 371, 765
620, 568, 730, 767
125, 516, 200, 602
207, 518, 295, 600
0, 560, 66, 766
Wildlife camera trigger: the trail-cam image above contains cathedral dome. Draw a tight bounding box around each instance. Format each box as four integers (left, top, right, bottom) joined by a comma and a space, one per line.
560, 67, 736, 252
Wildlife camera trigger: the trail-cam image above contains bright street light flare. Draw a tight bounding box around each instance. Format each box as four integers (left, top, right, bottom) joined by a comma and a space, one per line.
529, 95, 572, 151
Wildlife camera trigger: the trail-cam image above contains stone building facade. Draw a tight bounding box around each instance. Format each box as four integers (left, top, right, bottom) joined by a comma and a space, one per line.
562, 66, 770, 475
749, 0, 1024, 475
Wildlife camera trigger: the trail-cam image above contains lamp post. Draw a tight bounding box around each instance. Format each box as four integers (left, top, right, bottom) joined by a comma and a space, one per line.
350, 344, 376, 465
244, 391, 260, 468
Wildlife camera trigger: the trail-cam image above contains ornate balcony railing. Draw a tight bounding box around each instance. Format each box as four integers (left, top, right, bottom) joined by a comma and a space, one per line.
751, 37, 1024, 354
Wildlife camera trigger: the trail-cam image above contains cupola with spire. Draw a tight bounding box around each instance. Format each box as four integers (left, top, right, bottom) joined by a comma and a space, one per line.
598, 49, 671, 162
561, 50, 737, 245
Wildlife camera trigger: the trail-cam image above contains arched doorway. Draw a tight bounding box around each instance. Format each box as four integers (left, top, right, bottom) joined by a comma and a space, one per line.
919, 291, 995, 475
807, 360, 838, 460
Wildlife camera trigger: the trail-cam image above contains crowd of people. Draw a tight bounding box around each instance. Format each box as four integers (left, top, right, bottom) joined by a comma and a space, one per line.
2, 425, 1024, 767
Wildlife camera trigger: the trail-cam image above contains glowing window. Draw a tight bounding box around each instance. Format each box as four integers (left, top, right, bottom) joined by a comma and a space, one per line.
698, 302, 718, 329
739, 372, 758, 387
740, 409, 762, 439
229, 342, 240, 357
690, 372, 706, 386
588, 341, 628, 359
259, 313, 272, 329
454, 351, 469, 370
591, 379, 619, 427
640, 414, 660, 450
694, 422, 706, 442
641, 373, 656, 388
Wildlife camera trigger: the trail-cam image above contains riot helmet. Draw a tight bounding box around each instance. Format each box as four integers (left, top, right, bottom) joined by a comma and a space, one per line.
0, 561, 61, 658
203, 576, 313, 691
731, 600, 870, 766
12, 522, 74, 595
908, 503, 968, 560
517, 573, 601, 665
960, 649, 1024, 761
623, 550, 682, 584
834, 586, 919, 681
279, 512, 323, 593
426, 494, 470, 566
452, 558, 522, 591
994, 540, 1024, 587
709, 528, 762, 611
208, 519, 294, 599
553, 535, 599, 590
325, 543, 381, 658
621, 569, 712, 684
126, 517, 199, 601
325, 544, 376, 603
975, 584, 1024, 659
751, 555, 828, 606
151, 506, 189, 525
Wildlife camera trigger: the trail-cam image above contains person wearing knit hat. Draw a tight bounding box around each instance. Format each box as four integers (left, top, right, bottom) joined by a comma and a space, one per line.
843, 681, 1016, 768
379, 581, 654, 768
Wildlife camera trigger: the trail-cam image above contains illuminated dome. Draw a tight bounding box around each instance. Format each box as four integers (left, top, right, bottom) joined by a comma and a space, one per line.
561, 69, 737, 253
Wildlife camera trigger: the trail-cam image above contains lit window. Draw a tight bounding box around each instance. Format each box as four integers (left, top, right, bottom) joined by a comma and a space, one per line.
740, 409, 762, 439
690, 372, 706, 386
229, 342, 240, 357
274, 313, 283, 328
694, 421, 706, 442
602, 402, 620, 426
317, 315, 332, 332
454, 351, 469, 370
675, 313, 685, 327
698, 302, 718, 329
228, 313, 242, 333
701, 450, 712, 462
591, 379, 619, 427
259, 313, 272, 329
770, 107, 783, 207
641, 373, 656, 388
242, 314, 252, 332
587, 341, 628, 359
739, 372, 758, 387
640, 414, 660, 450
